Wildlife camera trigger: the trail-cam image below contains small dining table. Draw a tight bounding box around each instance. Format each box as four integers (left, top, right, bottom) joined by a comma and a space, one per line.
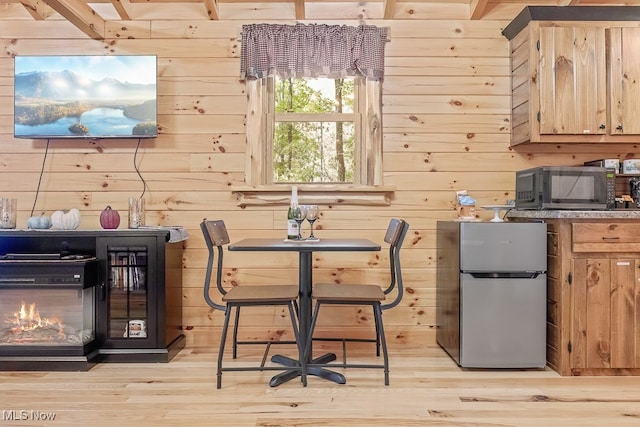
228, 237, 381, 387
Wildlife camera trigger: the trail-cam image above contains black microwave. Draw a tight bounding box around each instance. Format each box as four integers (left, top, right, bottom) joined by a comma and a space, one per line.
515, 166, 616, 210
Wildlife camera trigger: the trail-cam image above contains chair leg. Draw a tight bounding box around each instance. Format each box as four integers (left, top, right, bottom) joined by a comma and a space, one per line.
232, 306, 241, 359
373, 303, 390, 386
217, 305, 233, 389
373, 309, 381, 357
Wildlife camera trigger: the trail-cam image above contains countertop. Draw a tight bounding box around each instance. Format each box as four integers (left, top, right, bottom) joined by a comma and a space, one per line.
506, 209, 640, 219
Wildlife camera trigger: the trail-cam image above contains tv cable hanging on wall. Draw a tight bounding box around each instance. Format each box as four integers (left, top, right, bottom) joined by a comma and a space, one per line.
134, 138, 148, 200
30, 139, 50, 217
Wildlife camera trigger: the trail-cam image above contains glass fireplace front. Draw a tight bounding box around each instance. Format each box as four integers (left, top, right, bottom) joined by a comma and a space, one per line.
0, 258, 99, 365
0, 286, 95, 347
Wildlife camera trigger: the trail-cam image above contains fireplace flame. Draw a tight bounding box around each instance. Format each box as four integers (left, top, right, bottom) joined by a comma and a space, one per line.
11, 302, 63, 335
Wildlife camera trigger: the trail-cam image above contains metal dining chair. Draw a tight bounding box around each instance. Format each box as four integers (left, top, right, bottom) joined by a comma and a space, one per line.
200, 219, 306, 388
304, 218, 409, 385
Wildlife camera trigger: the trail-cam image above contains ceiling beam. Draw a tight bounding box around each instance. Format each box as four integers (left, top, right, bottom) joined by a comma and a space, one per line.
43, 0, 105, 39
110, 0, 133, 20
469, 0, 489, 20
20, 0, 55, 20
294, 0, 305, 20
204, 0, 219, 19
383, 0, 396, 19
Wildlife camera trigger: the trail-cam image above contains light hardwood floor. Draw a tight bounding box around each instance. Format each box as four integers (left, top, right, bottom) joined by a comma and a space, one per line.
1, 343, 639, 427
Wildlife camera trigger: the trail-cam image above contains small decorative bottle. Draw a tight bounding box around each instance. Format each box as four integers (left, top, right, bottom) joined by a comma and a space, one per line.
287, 186, 299, 239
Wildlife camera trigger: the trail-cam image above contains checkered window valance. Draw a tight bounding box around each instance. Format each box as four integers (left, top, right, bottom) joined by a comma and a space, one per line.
240, 23, 388, 80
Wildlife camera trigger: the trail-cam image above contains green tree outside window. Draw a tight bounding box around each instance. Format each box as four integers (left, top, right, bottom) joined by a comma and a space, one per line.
273, 77, 356, 183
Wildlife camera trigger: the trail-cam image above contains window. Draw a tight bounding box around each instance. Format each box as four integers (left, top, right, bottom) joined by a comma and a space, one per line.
272, 76, 358, 184
234, 23, 393, 206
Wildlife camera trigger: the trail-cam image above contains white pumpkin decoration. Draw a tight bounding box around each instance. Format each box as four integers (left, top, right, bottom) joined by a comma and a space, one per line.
51, 208, 81, 230
26, 212, 52, 229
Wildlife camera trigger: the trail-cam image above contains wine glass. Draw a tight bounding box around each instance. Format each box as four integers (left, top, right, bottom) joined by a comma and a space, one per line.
305, 205, 319, 240
293, 205, 307, 240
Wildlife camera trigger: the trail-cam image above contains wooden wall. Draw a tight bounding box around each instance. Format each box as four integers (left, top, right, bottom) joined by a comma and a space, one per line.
1, 3, 639, 351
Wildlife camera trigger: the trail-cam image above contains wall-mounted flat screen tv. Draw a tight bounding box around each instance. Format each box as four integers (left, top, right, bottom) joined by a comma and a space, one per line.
14, 55, 158, 139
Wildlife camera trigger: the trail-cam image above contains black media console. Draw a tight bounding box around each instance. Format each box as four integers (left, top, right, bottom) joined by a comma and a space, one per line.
0, 229, 185, 370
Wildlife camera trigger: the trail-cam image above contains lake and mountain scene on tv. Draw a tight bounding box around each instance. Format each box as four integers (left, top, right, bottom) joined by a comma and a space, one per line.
14, 55, 158, 139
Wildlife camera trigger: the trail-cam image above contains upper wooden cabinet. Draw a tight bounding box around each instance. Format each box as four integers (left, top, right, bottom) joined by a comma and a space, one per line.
538, 26, 606, 138
608, 27, 640, 136
504, 6, 640, 145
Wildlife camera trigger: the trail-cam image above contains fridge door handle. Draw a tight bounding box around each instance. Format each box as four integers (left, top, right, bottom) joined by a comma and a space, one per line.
466, 272, 543, 279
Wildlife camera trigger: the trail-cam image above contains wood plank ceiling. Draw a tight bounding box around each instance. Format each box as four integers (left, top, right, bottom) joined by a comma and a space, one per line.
3, 0, 636, 40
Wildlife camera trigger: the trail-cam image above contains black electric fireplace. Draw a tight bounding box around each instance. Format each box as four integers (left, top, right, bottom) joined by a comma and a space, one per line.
0, 257, 99, 371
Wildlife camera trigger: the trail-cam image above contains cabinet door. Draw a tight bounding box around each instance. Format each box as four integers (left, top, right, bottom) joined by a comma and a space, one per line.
96, 236, 158, 349
538, 27, 606, 135
609, 258, 638, 368
571, 257, 638, 370
607, 27, 640, 135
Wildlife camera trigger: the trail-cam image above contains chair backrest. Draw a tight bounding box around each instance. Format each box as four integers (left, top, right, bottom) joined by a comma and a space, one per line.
202, 219, 231, 247
384, 218, 405, 246
200, 219, 230, 311
382, 218, 409, 311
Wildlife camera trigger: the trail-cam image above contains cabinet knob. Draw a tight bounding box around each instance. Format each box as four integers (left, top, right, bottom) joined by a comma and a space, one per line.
599, 124, 606, 130
617, 124, 623, 131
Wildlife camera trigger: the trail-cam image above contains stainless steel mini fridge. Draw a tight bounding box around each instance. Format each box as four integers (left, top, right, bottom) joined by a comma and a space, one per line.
436, 221, 547, 368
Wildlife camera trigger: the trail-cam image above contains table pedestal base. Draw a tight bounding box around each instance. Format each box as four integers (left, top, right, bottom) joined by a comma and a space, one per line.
269, 353, 345, 387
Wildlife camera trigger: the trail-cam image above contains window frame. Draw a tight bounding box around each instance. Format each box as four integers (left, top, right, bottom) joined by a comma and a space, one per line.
233, 77, 393, 207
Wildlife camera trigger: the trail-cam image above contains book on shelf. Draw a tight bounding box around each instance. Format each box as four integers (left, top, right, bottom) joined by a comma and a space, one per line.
109, 250, 147, 291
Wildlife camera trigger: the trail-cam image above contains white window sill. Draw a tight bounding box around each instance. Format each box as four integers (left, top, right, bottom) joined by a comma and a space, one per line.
231, 184, 395, 207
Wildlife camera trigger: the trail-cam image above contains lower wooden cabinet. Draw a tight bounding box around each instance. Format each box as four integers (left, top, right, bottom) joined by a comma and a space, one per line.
541, 219, 640, 375
570, 257, 638, 371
